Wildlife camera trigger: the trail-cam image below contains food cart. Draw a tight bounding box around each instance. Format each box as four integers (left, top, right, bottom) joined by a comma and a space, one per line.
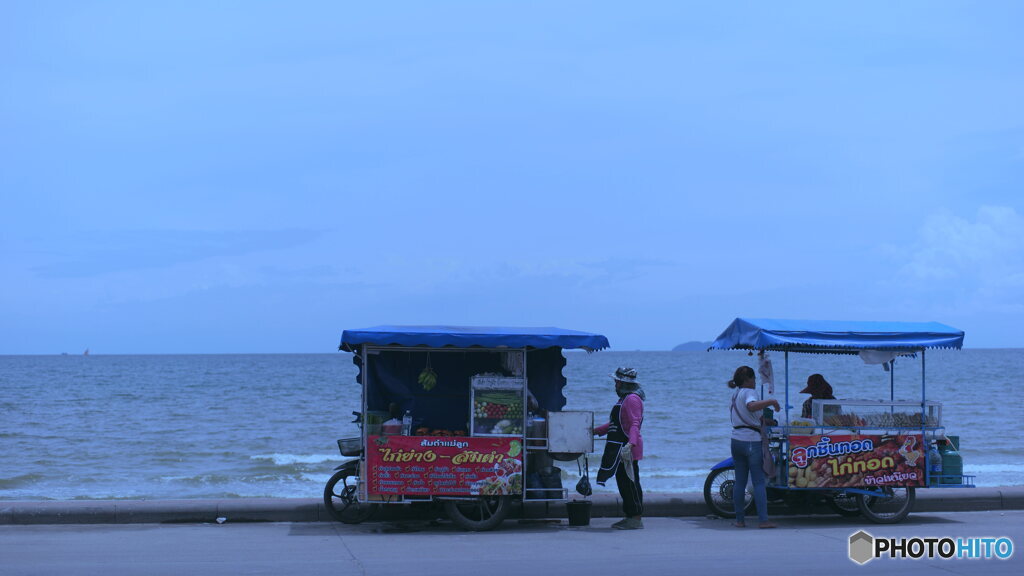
703, 318, 972, 524
325, 325, 608, 531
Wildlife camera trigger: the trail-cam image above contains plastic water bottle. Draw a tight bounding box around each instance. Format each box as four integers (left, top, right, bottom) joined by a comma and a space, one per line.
928, 442, 943, 486
402, 410, 412, 436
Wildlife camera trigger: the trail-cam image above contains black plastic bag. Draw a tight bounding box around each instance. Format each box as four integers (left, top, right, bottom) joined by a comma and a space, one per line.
575, 455, 592, 497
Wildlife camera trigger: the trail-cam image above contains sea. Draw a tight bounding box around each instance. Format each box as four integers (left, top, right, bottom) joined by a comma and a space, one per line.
1, 349, 1021, 501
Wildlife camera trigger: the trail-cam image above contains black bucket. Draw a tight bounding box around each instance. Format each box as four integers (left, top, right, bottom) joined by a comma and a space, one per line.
566, 500, 592, 526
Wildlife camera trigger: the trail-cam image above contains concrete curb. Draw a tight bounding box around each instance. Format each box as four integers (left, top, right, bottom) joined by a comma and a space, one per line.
2, 487, 1022, 525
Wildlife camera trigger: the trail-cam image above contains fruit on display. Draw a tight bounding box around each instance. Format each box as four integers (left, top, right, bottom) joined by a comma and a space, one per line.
474, 401, 523, 420
473, 391, 524, 435
418, 355, 438, 391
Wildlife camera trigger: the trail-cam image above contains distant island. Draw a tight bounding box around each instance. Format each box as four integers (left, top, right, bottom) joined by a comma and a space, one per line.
672, 341, 713, 351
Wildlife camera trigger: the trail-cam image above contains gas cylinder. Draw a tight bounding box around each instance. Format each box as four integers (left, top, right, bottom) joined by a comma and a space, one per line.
928, 442, 943, 486
938, 438, 963, 485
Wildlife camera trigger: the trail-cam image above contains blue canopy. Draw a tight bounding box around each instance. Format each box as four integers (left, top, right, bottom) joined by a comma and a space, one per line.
340, 326, 609, 422
340, 325, 610, 352
709, 318, 964, 353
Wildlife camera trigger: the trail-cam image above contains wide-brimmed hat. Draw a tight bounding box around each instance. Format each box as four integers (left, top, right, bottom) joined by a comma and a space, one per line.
800, 373, 833, 397
611, 367, 640, 387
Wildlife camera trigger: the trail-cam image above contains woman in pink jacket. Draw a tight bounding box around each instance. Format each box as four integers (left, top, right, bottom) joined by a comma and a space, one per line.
595, 367, 645, 530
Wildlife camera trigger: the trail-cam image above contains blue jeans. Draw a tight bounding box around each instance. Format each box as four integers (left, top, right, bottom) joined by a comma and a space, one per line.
731, 438, 769, 523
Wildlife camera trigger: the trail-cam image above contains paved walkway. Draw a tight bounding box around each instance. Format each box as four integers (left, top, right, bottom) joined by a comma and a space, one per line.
2, 487, 1022, 524
2, 511, 1022, 575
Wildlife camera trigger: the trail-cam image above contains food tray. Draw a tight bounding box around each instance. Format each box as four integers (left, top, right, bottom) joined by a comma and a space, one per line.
812, 400, 942, 428
788, 418, 816, 434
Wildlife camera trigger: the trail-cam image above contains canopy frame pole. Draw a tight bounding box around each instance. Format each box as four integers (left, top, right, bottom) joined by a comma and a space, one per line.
784, 350, 790, 425
921, 348, 929, 484
780, 350, 790, 489
359, 344, 369, 501
890, 358, 895, 402
921, 348, 927, 425
759, 357, 764, 401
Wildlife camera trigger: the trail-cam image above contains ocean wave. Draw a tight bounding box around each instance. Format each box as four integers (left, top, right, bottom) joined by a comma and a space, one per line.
963, 463, 1024, 474
0, 473, 45, 489
631, 468, 709, 479
159, 474, 235, 486
250, 453, 340, 466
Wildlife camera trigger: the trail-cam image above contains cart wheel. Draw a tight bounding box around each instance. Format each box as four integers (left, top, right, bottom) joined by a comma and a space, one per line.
703, 466, 753, 519
857, 487, 915, 524
443, 496, 511, 531
828, 491, 863, 517
324, 468, 378, 524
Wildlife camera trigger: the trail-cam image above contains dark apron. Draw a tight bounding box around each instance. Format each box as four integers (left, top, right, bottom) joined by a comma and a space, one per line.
596, 399, 631, 486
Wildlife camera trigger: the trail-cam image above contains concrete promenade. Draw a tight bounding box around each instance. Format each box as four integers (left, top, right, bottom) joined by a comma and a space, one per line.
3, 486, 1023, 525
2, 511, 1022, 576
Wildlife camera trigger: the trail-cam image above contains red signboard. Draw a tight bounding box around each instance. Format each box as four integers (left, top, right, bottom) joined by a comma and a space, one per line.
365, 435, 523, 496
788, 433, 926, 488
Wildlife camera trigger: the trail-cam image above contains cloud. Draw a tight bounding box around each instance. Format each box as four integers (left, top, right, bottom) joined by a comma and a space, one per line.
32, 229, 321, 278
900, 206, 1024, 310
345, 255, 677, 300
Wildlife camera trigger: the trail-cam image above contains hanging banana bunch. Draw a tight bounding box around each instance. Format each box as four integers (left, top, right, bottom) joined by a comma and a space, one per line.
418, 353, 437, 391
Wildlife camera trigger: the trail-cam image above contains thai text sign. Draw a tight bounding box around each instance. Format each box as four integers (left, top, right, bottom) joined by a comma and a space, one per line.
366, 435, 523, 496
788, 433, 925, 488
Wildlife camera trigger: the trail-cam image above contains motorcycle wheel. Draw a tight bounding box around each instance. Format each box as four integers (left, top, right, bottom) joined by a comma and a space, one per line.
443, 496, 511, 531
324, 468, 378, 524
703, 466, 753, 519
827, 491, 863, 517
857, 486, 915, 524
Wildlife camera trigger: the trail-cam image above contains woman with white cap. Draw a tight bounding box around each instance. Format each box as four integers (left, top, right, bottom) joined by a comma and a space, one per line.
595, 367, 645, 530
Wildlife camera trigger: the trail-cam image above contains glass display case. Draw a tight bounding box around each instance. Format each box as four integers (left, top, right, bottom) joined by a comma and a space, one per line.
470, 375, 525, 436
811, 399, 942, 430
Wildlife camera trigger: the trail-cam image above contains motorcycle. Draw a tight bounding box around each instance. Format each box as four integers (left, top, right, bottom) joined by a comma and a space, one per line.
703, 455, 862, 519
323, 412, 378, 524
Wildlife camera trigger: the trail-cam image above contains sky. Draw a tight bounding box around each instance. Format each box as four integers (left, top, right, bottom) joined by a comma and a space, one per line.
2, 2, 1023, 353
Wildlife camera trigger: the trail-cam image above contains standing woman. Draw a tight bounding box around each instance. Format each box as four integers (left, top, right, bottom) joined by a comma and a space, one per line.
728, 365, 779, 528
595, 367, 645, 530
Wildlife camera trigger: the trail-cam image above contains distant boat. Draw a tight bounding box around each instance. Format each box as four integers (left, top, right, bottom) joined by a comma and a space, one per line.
83, 348, 90, 356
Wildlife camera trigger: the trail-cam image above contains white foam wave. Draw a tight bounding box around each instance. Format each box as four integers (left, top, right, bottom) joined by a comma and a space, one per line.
964, 463, 1024, 474
251, 453, 339, 466
639, 468, 710, 479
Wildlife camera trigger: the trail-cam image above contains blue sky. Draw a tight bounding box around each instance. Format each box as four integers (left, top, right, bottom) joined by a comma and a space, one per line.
2, 2, 1023, 353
